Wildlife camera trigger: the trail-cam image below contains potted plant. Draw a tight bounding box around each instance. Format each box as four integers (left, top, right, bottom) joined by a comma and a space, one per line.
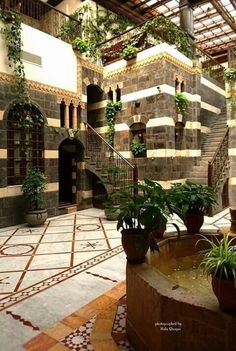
131, 139, 146, 157
199, 234, 236, 312
138, 178, 180, 239
120, 45, 138, 60
21, 168, 47, 226
117, 190, 159, 263
170, 181, 217, 233
224, 68, 236, 86
175, 92, 189, 117
71, 37, 88, 53
99, 166, 124, 220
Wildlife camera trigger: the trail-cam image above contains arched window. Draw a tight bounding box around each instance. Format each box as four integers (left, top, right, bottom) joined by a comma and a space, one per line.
116, 85, 121, 102
130, 122, 146, 158
7, 103, 44, 185
107, 88, 113, 101
60, 100, 65, 127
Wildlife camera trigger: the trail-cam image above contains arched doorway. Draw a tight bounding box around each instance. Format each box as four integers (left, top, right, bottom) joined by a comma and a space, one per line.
87, 84, 103, 128
59, 139, 83, 205
222, 178, 229, 209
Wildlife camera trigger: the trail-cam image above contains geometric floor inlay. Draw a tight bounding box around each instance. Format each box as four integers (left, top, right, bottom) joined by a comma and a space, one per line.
61, 316, 96, 351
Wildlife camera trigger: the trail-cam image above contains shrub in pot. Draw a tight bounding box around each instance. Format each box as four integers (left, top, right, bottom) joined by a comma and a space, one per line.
120, 45, 138, 60
199, 234, 236, 312
99, 166, 125, 220
138, 178, 180, 239
71, 37, 88, 53
131, 139, 146, 157
117, 190, 159, 263
21, 168, 47, 226
169, 181, 217, 233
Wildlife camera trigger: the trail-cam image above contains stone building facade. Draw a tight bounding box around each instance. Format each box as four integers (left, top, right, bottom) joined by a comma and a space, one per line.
0, 41, 226, 228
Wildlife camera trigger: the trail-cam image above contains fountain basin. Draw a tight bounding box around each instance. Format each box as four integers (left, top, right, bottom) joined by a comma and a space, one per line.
126, 233, 236, 351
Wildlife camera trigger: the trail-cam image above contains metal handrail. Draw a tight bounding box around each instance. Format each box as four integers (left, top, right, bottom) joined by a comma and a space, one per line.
208, 128, 229, 188
85, 122, 134, 168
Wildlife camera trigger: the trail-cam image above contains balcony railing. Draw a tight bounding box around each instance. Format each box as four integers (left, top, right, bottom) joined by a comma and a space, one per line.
228, 47, 236, 68
0, 0, 81, 39
194, 45, 225, 84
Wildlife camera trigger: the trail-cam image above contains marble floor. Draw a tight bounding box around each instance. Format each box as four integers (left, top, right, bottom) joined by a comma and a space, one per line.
0, 207, 231, 350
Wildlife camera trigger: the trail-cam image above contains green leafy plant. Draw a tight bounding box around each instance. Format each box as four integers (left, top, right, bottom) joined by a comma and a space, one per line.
141, 16, 193, 59
21, 169, 46, 211
131, 139, 146, 156
71, 37, 88, 53
169, 181, 217, 218
0, 9, 44, 128
105, 101, 122, 147
0, 10, 29, 103
175, 92, 189, 115
138, 178, 180, 238
199, 234, 236, 281
120, 45, 138, 59
224, 68, 236, 86
59, 10, 82, 43
117, 191, 159, 252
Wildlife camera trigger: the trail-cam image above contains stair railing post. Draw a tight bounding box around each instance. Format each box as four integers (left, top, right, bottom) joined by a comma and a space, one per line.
208, 161, 213, 216
133, 164, 138, 196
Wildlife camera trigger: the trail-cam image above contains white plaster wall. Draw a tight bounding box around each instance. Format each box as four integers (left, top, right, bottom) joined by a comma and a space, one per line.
55, 0, 96, 14
0, 21, 77, 92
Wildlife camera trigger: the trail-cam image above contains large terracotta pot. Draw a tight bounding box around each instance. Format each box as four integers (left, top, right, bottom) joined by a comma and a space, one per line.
121, 229, 149, 264
183, 212, 204, 233
25, 209, 47, 227
152, 222, 166, 239
212, 275, 236, 312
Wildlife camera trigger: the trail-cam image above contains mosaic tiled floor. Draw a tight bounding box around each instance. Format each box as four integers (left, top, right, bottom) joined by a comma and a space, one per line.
0, 207, 231, 350
0, 211, 122, 304
24, 281, 128, 351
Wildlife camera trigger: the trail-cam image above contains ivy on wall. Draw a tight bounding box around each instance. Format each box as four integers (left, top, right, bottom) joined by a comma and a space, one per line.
0, 9, 44, 127
59, 3, 134, 61
141, 16, 193, 59
105, 101, 122, 147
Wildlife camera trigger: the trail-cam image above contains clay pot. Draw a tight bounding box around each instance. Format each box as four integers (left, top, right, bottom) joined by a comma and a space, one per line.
183, 212, 204, 233
121, 229, 149, 264
25, 209, 47, 227
212, 275, 236, 312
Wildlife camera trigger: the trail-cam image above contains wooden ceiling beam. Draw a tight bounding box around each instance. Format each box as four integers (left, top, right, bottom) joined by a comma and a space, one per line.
94, 0, 145, 23
211, 0, 236, 33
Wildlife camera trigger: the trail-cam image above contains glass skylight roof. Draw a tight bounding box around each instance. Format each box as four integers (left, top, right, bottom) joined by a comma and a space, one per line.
120, 0, 236, 57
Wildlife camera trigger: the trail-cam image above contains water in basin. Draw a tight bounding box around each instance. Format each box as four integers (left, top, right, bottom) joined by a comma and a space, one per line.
157, 254, 212, 294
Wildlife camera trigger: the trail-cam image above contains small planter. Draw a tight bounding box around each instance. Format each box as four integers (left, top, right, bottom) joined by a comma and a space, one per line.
212, 275, 236, 312
183, 212, 204, 233
104, 206, 120, 221
123, 53, 137, 61
26, 209, 47, 227
121, 229, 150, 264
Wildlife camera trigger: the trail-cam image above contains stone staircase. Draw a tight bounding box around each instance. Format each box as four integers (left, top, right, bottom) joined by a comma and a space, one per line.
187, 107, 228, 185
84, 123, 136, 193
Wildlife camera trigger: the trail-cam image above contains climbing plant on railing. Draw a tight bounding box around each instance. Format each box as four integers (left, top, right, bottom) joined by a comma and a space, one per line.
0, 9, 44, 127
105, 101, 122, 147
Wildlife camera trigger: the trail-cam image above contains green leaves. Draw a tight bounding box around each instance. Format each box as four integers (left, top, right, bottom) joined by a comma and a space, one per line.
175, 92, 189, 115
1, 10, 30, 104
199, 234, 236, 281
71, 37, 88, 53
21, 169, 46, 211
224, 68, 236, 82
130, 139, 146, 156
169, 181, 217, 216
105, 101, 122, 147
120, 45, 138, 59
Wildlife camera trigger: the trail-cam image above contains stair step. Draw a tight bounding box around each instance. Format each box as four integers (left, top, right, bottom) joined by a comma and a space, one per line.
187, 177, 208, 184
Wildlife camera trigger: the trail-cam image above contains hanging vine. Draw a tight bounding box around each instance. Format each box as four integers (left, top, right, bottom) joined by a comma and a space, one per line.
105, 101, 122, 147
0, 9, 44, 127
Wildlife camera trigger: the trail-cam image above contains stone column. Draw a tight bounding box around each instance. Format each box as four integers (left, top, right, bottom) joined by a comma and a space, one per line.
64, 103, 69, 128
72, 105, 77, 129
179, 0, 194, 39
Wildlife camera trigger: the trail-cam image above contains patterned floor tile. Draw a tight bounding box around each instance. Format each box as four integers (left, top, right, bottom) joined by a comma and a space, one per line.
60, 316, 96, 351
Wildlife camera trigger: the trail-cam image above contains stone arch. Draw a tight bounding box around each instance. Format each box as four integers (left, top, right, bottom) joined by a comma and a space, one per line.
3, 100, 47, 124
127, 114, 149, 128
